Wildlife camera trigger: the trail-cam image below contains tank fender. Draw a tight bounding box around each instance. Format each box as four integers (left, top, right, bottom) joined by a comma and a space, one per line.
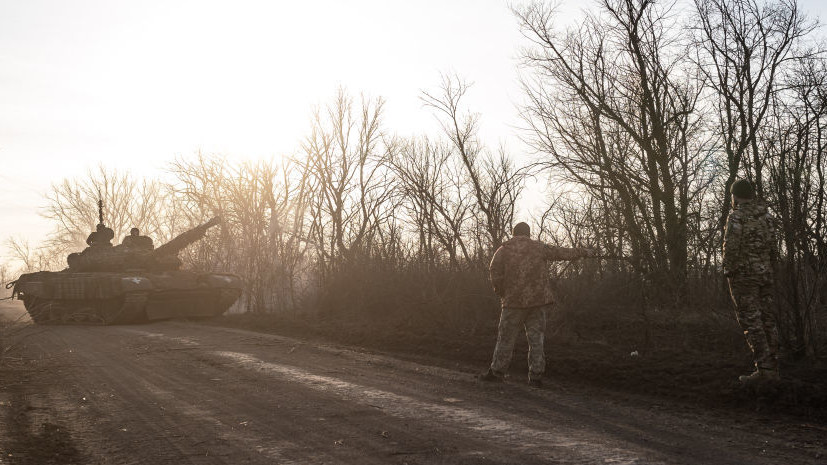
120, 276, 155, 291
13, 280, 43, 298
198, 274, 242, 289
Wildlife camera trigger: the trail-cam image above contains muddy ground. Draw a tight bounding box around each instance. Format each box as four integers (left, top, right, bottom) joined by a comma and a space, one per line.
1, 301, 826, 464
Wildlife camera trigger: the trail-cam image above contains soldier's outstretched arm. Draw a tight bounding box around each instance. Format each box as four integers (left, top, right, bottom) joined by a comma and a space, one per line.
543, 244, 595, 261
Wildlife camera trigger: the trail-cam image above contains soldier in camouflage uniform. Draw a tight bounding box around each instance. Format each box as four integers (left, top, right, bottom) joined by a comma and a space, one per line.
121, 228, 155, 251
86, 223, 115, 247
723, 179, 780, 383
480, 222, 595, 388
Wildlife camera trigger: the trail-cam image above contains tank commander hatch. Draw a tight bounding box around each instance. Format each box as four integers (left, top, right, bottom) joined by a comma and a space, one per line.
122, 227, 155, 251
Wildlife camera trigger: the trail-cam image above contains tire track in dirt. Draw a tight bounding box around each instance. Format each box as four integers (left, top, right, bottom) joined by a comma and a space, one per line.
42, 328, 346, 464
214, 349, 658, 465
144, 324, 824, 465
131, 326, 794, 465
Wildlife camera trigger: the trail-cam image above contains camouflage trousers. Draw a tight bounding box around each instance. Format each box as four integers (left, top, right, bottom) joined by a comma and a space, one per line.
489, 305, 549, 379
728, 275, 779, 370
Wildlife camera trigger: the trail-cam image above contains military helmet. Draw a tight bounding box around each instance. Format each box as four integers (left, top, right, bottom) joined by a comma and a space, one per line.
730, 179, 755, 199
513, 222, 530, 236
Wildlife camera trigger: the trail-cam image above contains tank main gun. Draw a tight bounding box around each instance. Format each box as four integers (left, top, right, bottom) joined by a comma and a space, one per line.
150, 217, 221, 258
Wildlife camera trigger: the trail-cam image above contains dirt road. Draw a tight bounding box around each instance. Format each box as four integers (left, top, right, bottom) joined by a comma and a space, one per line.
1, 304, 825, 464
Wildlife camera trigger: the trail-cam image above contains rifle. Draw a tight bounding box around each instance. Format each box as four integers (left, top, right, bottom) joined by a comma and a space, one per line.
552, 253, 632, 278
591, 255, 632, 261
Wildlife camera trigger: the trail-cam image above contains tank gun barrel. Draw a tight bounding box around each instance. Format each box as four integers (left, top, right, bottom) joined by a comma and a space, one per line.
151, 217, 221, 258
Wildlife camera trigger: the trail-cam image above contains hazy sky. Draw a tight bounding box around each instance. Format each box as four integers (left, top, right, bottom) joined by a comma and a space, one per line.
1, 0, 826, 261
0, 0, 540, 250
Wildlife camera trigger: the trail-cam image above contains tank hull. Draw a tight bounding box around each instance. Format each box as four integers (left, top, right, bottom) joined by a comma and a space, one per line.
13, 271, 242, 325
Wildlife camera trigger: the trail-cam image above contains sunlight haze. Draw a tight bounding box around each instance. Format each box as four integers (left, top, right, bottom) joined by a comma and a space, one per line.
1, 0, 825, 254
1, 0, 538, 248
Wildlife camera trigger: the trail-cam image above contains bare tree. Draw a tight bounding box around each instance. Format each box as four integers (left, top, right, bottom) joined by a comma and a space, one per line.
421, 75, 523, 252
762, 55, 827, 356
303, 89, 395, 278
693, 0, 814, 223
0, 262, 12, 299
5, 237, 62, 272
43, 165, 166, 256
390, 136, 474, 268
169, 154, 314, 313
515, 0, 709, 293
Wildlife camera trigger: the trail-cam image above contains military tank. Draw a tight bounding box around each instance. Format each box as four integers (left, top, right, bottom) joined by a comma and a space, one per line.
10, 217, 242, 325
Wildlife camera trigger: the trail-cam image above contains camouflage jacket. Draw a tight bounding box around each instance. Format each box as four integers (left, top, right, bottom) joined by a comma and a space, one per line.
723, 200, 777, 278
489, 236, 589, 308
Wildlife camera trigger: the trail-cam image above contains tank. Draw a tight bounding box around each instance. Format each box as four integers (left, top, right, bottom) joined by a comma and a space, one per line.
10, 217, 242, 325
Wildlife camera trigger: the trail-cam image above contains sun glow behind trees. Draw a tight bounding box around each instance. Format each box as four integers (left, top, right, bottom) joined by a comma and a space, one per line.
0, 0, 535, 247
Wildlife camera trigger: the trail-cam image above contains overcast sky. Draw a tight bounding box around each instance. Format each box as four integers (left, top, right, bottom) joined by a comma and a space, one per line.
1, 0, 826, 262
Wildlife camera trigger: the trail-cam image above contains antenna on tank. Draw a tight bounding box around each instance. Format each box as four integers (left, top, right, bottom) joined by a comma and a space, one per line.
98, 189, 104, 226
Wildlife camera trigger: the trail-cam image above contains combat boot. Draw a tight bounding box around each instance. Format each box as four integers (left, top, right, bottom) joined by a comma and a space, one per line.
738, 368, 780, 384
478, 368, 504, 382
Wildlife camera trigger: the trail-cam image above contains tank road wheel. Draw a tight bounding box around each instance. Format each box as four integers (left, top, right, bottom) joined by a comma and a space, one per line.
106, 293, 148, 325
23, 297, 109, 325
60, 302, 108, 325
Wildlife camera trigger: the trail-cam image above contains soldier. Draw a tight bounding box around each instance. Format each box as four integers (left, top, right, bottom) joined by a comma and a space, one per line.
723, 179, 780, 383
86, 223, 115, 247
480, 222, 595, 388
121, 228, 155, 251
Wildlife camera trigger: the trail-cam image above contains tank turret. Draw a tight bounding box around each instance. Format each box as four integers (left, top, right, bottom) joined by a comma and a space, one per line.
67, 217, 221, 272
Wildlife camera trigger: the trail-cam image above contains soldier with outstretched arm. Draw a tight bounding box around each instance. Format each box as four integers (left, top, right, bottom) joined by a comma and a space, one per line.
479, 222, 596, 387
723, 179, 780, 383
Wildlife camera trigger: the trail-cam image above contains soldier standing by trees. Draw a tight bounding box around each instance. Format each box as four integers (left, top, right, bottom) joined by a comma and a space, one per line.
480, 222, 595, 388
723, 179, 781, 383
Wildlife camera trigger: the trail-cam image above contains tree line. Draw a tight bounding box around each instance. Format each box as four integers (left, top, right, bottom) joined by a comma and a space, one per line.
4, 0, 826, 358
